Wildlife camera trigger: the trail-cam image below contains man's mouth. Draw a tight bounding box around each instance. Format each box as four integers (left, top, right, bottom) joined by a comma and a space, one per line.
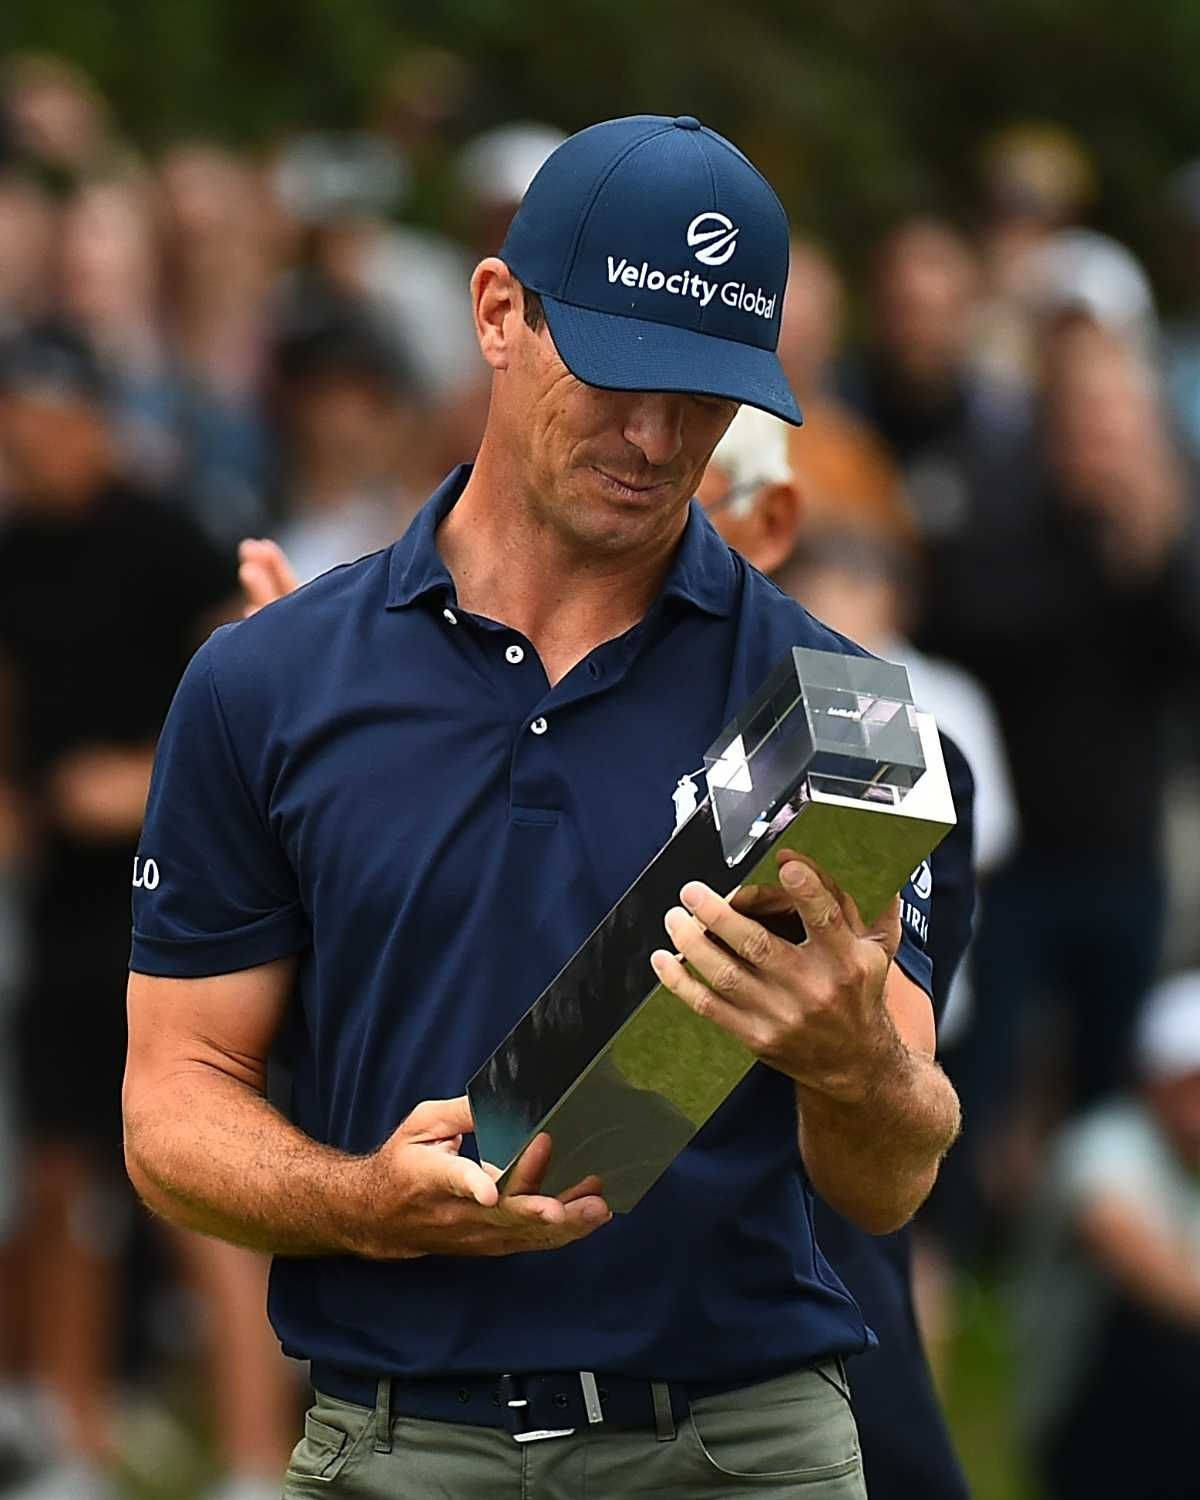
590, 467, 673, 498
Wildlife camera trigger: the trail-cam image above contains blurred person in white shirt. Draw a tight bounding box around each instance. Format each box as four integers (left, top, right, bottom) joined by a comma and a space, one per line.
1015, 971, 1200, 1499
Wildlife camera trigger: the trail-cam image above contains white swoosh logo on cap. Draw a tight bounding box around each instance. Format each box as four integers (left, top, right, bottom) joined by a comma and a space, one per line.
687, 212, 740, 267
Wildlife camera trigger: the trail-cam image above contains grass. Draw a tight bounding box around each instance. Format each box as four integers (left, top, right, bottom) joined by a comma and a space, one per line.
940, 1274, 1041, 1500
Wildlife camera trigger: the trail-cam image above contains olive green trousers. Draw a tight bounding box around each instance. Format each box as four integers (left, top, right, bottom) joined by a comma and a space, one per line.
283, 1362, 867, 1498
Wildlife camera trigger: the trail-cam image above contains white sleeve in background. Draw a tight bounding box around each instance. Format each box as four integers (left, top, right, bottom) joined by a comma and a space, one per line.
892, 642, 1020, 873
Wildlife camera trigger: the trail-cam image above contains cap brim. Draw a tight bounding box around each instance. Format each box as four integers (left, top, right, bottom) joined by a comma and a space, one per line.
540, 296, 803, 425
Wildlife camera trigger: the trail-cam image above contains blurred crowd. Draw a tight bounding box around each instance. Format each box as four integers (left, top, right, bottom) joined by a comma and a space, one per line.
1, 47, 1200, 1500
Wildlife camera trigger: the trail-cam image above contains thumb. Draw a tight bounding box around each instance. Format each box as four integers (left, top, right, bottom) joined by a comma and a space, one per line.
401, 1095, 475, 1143
435, 1149, 499, 1208
867, 895, 902, 959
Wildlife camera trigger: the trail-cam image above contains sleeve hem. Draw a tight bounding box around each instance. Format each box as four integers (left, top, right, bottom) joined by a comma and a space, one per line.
130, 907, 308, 978
894, 937, 933, 1001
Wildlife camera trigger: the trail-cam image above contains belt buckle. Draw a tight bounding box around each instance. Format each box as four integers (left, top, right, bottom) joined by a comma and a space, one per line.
501, 1372, 604, 1443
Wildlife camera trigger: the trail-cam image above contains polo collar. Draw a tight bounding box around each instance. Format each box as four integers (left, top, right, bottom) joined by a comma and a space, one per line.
385, 463, 738, 619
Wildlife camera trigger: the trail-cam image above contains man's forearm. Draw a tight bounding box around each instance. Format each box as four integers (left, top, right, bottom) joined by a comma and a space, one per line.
124, 1064, 372, 1255
796, 1037, 961, 1235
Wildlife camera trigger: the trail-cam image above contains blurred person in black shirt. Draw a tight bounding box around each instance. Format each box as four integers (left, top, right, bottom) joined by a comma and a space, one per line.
839, 217, 1032, 550
0, 325, 293, 1499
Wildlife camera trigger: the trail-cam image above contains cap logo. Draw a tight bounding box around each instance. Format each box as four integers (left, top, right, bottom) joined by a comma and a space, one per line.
687, 211, 739, 267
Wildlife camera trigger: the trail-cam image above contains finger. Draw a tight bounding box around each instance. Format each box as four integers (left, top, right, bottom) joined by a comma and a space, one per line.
677, 882, 782, 977
505, 1132, 553, 1197
558, 1195, 612, 1233
650, 948, 761, 1051
777, 851, 866, 935
238, 559, 273, 608
777, 857, 854, 946
504, 1192, 612, 1233
402, 1095, 474, 1141
664, 905, 757, 1004
255, 538, 300, 594
557, 1173, 604, 1205
729, 882, 794, 917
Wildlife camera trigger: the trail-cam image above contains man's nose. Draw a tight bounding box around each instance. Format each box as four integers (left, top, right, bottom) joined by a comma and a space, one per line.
622, 394, 685, 468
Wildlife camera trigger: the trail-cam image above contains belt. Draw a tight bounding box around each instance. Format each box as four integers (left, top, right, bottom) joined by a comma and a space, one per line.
311, 1363, 748, 1442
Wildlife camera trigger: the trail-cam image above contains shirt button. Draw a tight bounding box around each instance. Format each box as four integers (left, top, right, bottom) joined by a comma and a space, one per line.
505, 644, 525, 665
442, 607, 458, 625
530, 716, 548, 736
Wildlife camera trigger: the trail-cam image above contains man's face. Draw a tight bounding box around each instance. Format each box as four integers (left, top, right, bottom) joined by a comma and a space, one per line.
492, 291, 738, 556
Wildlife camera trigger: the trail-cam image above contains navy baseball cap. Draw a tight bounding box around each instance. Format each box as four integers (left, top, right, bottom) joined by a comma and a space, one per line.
499, 115, 802, 424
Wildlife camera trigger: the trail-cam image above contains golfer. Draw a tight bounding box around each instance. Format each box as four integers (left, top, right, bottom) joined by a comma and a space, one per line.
124, 115, 961, 1498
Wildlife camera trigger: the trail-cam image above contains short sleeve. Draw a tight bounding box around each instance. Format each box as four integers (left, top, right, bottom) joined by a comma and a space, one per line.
893, 861, 933, 1001
130, 635, 309, 977
1054, 1106, 1173, 1225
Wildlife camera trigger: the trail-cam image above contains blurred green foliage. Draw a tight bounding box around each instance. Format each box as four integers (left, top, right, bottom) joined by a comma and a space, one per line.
5, 0, 1200, 297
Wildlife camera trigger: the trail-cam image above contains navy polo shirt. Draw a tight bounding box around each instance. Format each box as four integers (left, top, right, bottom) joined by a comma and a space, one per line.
131, 465, 935, 1385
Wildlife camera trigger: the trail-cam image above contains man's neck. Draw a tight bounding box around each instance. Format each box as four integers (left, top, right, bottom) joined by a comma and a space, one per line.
438, 447, 686, 687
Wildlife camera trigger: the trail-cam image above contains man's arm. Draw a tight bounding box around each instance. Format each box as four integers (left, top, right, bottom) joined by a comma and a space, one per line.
650, 850, 960, 1236
124, 961, 611, 1259
1074, 1192, 1200, 1329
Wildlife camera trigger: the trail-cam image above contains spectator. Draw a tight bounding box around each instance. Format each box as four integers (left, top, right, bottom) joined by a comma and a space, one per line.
839, 216, 1032, 552
269, 130, 478, 405
925, 312, 1200, 1262
0, 170, 56, 338
970, 122, 1097, 388
777, 517, 1019, 1367
57, 176, 180, 490
1015, 970, 1200, 1499
156, 141, 278, 545
698, 407, 978, 1500
0, 324, 290, 1499
776, 238, 916, 545
268, 298, 422, 584
0, 54, 129, 182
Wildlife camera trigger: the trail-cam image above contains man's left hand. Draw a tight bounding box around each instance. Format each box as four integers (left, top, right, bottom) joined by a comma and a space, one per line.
650, 849, 902, 1104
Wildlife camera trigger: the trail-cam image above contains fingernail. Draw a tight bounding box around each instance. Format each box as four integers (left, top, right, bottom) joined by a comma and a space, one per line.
664, 906, 687, 935
780, 862, 806, 887
680, 882, 705, 910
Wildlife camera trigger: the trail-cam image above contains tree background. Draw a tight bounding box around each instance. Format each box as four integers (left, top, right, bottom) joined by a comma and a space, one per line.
3, 0, 1199, 302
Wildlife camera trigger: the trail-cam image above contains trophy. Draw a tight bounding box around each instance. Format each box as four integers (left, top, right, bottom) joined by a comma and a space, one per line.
468, 648, 956, 1213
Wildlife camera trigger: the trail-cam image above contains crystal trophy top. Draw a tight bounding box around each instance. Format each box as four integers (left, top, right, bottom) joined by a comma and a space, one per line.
705, 648, 926, 868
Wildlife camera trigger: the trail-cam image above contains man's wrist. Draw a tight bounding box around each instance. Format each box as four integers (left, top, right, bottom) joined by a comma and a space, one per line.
793, 1024, 908, 1108
327, 1149, 393, 1259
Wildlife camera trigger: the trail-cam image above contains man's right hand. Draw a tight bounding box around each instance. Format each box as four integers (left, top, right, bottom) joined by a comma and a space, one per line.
348, 1096, 613, 1259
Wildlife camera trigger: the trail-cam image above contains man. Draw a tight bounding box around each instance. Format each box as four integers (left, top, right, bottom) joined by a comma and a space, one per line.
124, 116, 961, 1498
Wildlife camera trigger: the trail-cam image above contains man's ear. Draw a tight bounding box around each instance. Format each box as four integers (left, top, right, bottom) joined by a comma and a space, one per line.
752, 480, 804, 574
471, 257, 522, 372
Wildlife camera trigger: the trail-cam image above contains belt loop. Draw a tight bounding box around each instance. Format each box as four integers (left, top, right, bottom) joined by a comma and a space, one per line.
373, 1376, 393, 1454
650, 1381, 676, 1443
